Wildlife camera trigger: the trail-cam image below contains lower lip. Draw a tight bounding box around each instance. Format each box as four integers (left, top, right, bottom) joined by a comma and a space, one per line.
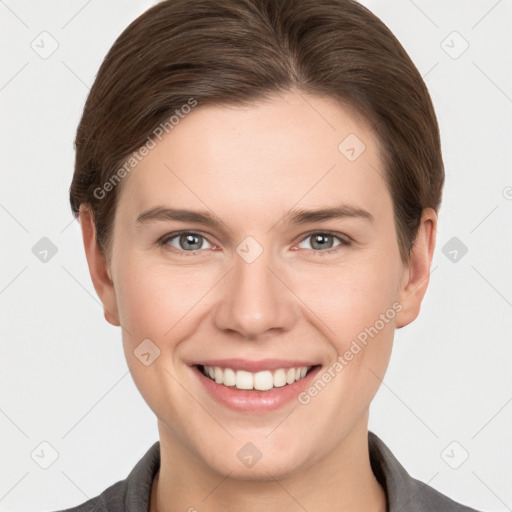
194, 366, 321, 412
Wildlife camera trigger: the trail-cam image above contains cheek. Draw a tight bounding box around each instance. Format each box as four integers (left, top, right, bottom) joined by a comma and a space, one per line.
292, 256, 400, 426
114, 255, 214, 341
113, 257, 216, 424
294, 251, 402, 349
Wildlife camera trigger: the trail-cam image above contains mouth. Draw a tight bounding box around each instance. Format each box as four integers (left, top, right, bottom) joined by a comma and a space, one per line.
192, 361, 322, 412
197, 364, 314, 391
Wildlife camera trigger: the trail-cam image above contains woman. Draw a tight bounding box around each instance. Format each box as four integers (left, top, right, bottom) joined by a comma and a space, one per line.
60, 0, 480, 510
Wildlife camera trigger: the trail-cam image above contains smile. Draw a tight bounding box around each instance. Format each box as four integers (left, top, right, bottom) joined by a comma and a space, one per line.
199, 365, 312, 391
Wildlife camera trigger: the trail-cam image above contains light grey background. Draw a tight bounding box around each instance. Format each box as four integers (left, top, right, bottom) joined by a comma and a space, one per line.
1, 1, 511, 511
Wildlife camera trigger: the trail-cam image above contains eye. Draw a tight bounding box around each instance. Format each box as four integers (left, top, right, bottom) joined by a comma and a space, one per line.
159, 231, 214, 255
296, 232, 350, 254
157, 230, 350, 257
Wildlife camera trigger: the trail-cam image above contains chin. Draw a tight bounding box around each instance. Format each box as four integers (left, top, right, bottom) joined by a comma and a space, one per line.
186, 430, 316, 482
206, 451, 307, 481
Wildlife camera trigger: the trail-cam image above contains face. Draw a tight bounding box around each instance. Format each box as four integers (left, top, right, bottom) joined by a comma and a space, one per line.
83, 91, 435, 480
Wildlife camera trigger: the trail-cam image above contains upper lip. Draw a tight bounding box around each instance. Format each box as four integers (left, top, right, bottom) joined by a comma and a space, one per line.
192, 358, 319, 372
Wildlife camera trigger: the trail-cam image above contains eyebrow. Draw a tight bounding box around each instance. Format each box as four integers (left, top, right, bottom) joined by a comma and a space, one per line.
283, 205, 374, 224
135, 204, 374, 229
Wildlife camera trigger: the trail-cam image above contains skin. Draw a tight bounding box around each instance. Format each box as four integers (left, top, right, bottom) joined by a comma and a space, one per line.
80, 91, 437, 512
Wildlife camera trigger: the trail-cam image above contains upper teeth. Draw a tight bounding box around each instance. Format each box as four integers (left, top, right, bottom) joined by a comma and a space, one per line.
202, 365, 310, 390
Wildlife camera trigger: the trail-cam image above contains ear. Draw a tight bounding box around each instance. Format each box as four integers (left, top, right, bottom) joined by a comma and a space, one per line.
395, 208, 438, 328
79, 205, 120, 327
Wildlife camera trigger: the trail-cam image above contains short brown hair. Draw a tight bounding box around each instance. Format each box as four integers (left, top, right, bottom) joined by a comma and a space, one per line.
69, 0, 444, 263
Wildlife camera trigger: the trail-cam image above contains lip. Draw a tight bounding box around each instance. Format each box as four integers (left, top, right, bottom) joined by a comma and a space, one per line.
192, 362, 322, 412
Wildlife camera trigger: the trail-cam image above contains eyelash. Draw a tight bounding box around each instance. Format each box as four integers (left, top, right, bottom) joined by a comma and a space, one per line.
157, 230, 352, 257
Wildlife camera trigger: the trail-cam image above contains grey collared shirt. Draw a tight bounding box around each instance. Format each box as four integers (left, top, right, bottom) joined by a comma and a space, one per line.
54, 431, 480, 512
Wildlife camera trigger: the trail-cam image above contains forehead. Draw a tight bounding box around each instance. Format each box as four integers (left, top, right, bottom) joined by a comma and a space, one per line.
117, 92, 390, 225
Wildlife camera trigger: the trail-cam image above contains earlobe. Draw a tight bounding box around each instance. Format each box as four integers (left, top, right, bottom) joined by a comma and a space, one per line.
79, 205, 121, 327
395, 208, 438, 329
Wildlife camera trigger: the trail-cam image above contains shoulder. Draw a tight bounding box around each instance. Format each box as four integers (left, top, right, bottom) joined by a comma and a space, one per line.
399, 470, 481, 511
51, 480, 123, 512
368, 431, 481, 512
50, 441, 160, 512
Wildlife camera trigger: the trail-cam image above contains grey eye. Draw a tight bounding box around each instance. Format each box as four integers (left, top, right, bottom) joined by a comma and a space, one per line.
298, 233, 342, 251
165, 232, 213, 251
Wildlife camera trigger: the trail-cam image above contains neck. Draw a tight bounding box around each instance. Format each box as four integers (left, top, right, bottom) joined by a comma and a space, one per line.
151, 418, 386, 512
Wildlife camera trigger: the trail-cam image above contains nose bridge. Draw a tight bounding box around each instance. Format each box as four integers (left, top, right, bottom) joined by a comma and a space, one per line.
213, 240, 296, 340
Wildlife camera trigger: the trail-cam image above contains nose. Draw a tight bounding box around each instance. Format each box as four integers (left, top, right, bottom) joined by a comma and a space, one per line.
212, 245, 298, 341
